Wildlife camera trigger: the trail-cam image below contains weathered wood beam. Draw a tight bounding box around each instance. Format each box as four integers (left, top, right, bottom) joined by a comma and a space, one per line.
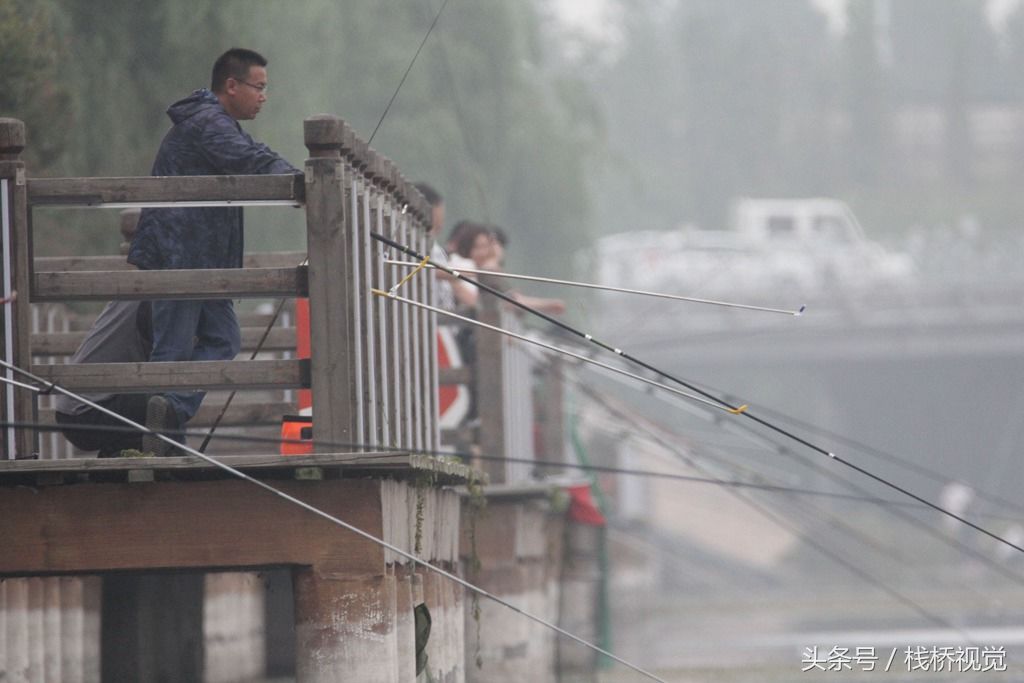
37, 400, 295, 427
32, 327, 295, 355
27, 174, 304, 207
32, 266, 308, 301
1, 118, 35, 458
0, 452, 474, 482
0, 478, 383, 576
34, 251, 306, 272
30, 359, 309, 392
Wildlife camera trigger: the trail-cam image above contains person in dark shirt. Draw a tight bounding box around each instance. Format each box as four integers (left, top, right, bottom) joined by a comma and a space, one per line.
128, 48, 300, 454
55, 301, 153, 457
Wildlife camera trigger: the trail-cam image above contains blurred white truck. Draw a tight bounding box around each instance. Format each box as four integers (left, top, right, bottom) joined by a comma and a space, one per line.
588, 198, 914, 299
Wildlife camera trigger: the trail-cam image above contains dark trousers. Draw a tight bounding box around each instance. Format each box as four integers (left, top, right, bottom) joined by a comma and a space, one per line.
56, 393, 150, 456
150, 299, 241, 424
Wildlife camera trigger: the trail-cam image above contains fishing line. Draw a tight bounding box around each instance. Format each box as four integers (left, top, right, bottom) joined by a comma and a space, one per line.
199, 257, 308, 454
562, 378, 997, 619
417, 0, 492, 218
481, 304, 1024, 558
371, 288, 747, 414
737, 397, 1024, 518
368, 0, 454, 145
562, 380, 969, 635
561, 368, 1024, 585
386, 259, 805, 315
0, 359, 667, 683
13, 406, 1020, 522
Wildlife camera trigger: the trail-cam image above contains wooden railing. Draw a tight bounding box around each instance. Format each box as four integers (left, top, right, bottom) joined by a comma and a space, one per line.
0, 115, 438, 459
439, 273, 570, 483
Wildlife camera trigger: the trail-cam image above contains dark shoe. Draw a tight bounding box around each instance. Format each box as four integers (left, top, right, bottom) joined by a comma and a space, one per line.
142, 395, 180, 457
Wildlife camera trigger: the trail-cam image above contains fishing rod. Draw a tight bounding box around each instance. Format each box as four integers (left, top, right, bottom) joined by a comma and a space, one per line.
372, 231, 1024, 555
564, 352, 1024, 579
0, 358, 667, 683
198, 257, 308, 453
195, 0, 449, 451
557, 379, 970, 636
372, 288, 746, 415
563, 370, 1024, 588
9, 378, 1017, 600
740, 397, 1024, 518
386, 259, 806, 316
4, 417, 972, 514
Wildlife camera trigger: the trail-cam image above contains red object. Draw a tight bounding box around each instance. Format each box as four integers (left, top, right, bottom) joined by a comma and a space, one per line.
567, 484, 606, 526
437, 329, 458, 416
286, 298, 469, 451
436, 326, 469, 428
295, 297, 312, 412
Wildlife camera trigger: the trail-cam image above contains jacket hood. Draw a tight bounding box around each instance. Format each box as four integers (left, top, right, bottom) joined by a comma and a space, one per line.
167, 88, 223, 125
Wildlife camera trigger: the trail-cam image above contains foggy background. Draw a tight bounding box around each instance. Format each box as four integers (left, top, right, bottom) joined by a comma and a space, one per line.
6, 0, 1024, 680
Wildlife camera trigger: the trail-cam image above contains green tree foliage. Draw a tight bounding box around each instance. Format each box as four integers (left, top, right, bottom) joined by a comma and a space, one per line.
18, 0, 596, 275
0, 0, 72, 171
57, 0, 227, 175
590, 0, 834, 232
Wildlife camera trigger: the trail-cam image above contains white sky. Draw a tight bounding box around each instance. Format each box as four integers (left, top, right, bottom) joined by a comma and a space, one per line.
553, 0, 1023, 38
811, 0, 1021, 33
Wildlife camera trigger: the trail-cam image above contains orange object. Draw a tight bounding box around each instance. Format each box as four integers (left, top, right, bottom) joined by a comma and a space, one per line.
280, 414, 313, 456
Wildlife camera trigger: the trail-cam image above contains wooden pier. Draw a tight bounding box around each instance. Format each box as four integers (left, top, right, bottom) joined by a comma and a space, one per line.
0, 115, 601, 682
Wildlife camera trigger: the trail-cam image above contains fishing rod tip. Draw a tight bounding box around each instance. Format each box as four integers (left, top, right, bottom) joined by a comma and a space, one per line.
795, 305, 806, 316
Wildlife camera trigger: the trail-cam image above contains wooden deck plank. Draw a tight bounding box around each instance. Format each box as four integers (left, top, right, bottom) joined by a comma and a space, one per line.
0, 478, 382, 576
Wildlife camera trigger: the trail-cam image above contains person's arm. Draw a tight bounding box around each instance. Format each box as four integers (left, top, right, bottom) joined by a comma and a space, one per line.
452, 279, 479, 307
199, 114, 300, 175
509, 292, 565, 315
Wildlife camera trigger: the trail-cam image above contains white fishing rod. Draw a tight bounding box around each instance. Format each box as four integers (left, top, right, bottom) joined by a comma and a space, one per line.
385, 258, 806, 316
371, 288, 748, 416
0, 357, 668, 683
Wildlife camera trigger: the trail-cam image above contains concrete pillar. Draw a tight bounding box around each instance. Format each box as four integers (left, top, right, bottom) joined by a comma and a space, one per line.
293, 570, 398, 683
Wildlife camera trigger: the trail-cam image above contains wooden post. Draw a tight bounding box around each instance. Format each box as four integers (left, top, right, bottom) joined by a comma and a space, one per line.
370, 188, 392, 447
475, 273, 507, 483
535, 357, 566, 473
303, 116, 360, 450
394, 566, 415, 681
0, 119, 34, 459
292, 570, 398, 683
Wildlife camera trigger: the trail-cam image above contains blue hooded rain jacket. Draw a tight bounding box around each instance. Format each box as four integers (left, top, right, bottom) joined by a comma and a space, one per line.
128, 89, 300, 271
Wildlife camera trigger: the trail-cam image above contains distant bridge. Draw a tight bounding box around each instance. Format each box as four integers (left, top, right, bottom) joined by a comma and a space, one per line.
588, 278, 1024, 503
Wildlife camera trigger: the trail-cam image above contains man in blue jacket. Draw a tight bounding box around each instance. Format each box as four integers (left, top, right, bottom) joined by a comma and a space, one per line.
129, 48, 300, 455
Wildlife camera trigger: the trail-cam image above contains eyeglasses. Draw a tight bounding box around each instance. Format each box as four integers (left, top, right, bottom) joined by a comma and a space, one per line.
236, 79, 268, 94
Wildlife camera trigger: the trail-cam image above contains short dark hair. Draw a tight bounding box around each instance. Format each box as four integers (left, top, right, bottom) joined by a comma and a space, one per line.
211, 48, 268, 93
453, 221, 492, 258
413, 182, 443, 207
